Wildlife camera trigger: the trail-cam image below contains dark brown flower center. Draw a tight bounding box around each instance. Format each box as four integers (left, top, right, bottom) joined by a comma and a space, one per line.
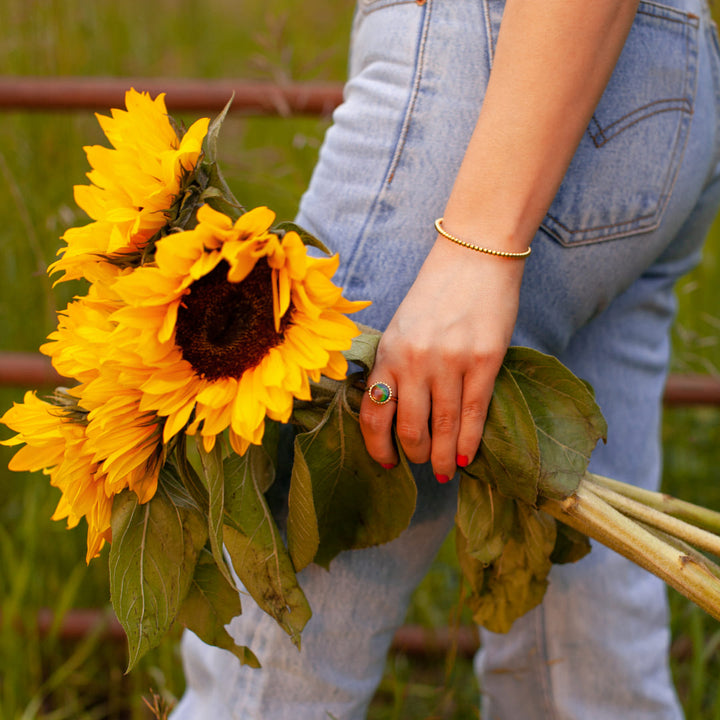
175, 258, 291, 381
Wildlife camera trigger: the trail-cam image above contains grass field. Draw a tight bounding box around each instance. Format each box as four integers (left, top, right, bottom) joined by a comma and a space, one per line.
1, 1, 719, 718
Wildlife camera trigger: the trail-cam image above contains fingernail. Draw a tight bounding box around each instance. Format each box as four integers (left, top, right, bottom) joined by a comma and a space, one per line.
381, 462, 396, 470
456, 454, 469, 468
435, 473, 450, 484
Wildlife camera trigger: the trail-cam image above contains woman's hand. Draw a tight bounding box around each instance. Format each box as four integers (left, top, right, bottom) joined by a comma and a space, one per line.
357, 0, 639, 481
359, 0, 639, 480
359, 234, 526, 481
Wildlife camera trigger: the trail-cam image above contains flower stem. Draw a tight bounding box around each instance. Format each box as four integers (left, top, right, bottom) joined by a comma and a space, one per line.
590, 473, 720, 535
540, 484, 720, 622
585, 478, 720, 558
637, 521, 720, 582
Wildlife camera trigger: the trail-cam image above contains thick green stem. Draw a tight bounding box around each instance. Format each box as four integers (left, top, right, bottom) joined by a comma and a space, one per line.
590, 473, 720, 535
540, 485, 720, 622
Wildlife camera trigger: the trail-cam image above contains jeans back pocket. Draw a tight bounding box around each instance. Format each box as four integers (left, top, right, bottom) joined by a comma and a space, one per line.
539, 2, 700, 245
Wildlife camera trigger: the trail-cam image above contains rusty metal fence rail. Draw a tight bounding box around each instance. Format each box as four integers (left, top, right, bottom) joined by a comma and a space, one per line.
3, 350, 719, 406
1, 75, 719, 659
0, 75, 343, 116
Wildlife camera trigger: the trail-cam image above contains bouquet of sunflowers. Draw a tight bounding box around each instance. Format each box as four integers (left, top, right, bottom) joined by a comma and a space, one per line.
3, 89, 720, 671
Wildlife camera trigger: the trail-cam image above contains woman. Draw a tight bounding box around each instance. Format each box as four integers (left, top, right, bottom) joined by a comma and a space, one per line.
173, 0, 720, 717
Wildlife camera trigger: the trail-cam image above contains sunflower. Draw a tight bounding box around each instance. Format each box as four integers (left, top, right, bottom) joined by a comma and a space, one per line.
49, 88, 210, 284
40, 278, 120, 383
2, 371, 164, 560
1, 392, 113, 562
39, 285, 165, 505
102, 204, 370, 455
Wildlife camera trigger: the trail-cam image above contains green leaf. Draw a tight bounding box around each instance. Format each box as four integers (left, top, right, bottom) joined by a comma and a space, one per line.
223, 446, 311, 648
273, 221, 331, 255
456, 473, 515, 566
196, 96, 245, 221
260, 419, 281, 492
173, 436, 209, 514
197, 439, 236, 590
505, 347, 607, 499
343, 331, 382, 375
464, 364, 540, 505
109, 478, 208, 671
224, 438, 277, 496
175, 549, 260, 668
288, 388, 417, 569
203, 95, 234, 165
201, 170, 244, 220
287, 441, 320, 572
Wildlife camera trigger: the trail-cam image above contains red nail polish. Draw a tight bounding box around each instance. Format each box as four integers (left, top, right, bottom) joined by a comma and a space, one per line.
435, 473, 450, 484
381, 462, 396, 470
456, 454, 469, 468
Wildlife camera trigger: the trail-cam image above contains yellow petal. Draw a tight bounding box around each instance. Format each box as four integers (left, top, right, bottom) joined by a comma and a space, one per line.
233, 206, 276, 238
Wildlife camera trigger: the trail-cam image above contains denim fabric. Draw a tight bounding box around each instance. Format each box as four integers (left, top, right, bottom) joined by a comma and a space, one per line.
172, 0, 720, 717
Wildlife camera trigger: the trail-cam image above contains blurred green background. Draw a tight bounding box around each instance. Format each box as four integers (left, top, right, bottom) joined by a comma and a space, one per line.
1, 1, 719, 718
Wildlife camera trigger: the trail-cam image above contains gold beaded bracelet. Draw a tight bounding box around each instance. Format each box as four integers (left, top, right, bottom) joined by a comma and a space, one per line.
434, 218, 532, 259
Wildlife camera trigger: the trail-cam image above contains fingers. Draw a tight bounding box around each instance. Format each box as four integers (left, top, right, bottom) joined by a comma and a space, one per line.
394, 380, 431, 466
360, 357, 501, 481
359, 376, 401, 469
427, 374, 463, 482
360, 373, 434, 469
454, 369, 496, 469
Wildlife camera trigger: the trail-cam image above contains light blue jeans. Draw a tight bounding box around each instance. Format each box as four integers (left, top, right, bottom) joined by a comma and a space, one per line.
172, 0, 720, 717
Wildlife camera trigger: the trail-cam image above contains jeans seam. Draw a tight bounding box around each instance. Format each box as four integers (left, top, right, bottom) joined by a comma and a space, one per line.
703, 19, 720, 186
385, 0, 432, 185
482, 0, 496, 68
536, 603, 562, 720
331, 0, 431, 288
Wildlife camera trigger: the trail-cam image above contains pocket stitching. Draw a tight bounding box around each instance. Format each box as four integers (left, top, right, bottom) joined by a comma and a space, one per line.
544, 97, 696, 244
543, 2, 700, 245
587, 4, 698, 148
589, 97, 693, 147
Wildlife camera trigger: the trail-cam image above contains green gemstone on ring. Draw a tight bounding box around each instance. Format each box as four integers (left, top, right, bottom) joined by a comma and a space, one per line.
369, 382, 392, 404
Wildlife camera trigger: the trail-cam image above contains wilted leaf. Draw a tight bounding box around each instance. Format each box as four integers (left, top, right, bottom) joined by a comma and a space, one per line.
505, 347, 607, 499
456, 529, 487, 598
458, 502, 556, 634
223, 447, 311, 648
288, 388, 417, 569
176, 549, 260, 668
109, 476, 208, 671
550, 520, 592, 564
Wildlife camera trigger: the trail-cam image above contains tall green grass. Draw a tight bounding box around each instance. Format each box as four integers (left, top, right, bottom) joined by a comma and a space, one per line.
1, 1, 719, 718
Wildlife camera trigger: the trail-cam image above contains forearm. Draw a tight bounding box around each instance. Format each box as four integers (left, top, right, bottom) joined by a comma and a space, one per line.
442, 0, 640, 251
